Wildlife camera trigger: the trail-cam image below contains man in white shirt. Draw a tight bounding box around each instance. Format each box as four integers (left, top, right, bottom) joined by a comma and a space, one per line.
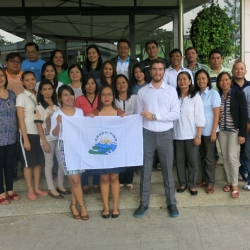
163, 48, 193, 88
135, 58, 180, 218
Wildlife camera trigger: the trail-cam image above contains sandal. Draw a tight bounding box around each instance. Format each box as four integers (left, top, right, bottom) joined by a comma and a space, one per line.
119, 184, 124, 191
223, 184, 231, 192
7, 192, 20, 201
79, 205, 89, 221
126, 184, 135, 192
93, 186, 100, 194
231, 190, 239, 198
0, 196, 10, 205
70, 204, 81, 219
82, 187, 92, 195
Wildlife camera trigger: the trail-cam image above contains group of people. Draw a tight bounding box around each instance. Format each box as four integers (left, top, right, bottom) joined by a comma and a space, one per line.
0, 38, 250, 220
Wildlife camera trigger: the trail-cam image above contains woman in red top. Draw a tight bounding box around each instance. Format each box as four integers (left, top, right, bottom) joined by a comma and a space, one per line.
89, 85, 125, 219
75, 74, 100, 194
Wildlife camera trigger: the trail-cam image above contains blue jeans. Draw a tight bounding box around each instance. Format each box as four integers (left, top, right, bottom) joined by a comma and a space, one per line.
244, 134, 250, 182
81, 170, 100, 186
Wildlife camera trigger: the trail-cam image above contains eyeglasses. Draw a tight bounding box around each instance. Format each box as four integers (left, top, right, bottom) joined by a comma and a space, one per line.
8, 59, 21, 64
6, 100, 11, 109
101, 93, 113, 97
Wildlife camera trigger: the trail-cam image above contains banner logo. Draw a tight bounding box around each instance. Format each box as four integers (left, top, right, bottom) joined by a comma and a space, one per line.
88, 131, 117, 155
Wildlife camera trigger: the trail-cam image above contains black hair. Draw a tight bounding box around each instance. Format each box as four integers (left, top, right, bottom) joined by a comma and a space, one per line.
49, 49, 68, 70
194, 69, 212, 92
100, 60, 117, 86
97, 85, 117, 111
5, 52, 22, 63
114, 74, 132, 101
145, 40, 158, 50
81, 74, 98, 96
117, 39, 130, 48
57, 85, 75, 107
0, 68, 8, 88
21, 70, 36, 81
216, 72, 232, 93
40, 62, 59, 91
149, 58, 166, 71
68, 63, 83, 78
25, 42, 39, 51
176, 71, 196, 98
169, 48, 182, 57
185, 47, 198, 54
209, 48, 223, 59
37, 79, 57, 104
132, 62, 150, 85
84, 45, 103, 72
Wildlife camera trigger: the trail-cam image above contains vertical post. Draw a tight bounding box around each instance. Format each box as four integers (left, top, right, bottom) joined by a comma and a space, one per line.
25, 16, 33, 42
240, 0, 245, 62
129, 14, 136, 59
178, 0, 184, 55
173, 10, 179, 49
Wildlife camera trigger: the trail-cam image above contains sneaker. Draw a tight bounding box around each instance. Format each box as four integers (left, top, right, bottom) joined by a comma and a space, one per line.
244, 183, 250, 190
134, 204, 148, 218
167, 204, 179, 218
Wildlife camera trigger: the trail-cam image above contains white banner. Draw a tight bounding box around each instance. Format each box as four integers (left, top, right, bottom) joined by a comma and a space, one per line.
61, 114, 143, 171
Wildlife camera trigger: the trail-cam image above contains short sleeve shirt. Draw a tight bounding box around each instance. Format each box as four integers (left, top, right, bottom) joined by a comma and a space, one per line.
35, 101, 60, 142
16, 89, 38, 134
74, 95, 98, 116
197, 87, 221, 136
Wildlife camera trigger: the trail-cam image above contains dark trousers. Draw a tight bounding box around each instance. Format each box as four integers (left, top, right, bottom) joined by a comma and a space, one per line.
175, 139, 199, 189
0, 142, 17, 193
141, 129, 176, 206
119, 167, 134, 185
81, 170, 100, 186
199, 134, 218, 186
239, 143, 248, 179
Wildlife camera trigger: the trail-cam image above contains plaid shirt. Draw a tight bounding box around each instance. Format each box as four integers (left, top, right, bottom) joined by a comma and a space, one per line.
185, 63, 208, 77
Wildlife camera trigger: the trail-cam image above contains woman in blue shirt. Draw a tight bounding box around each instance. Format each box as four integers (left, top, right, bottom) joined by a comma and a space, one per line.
194, 69, 221, 194
0, 68, 19, 204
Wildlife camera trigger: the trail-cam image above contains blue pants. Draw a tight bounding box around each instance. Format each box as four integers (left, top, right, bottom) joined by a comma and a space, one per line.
244, 135, 250, 182
81, 170, 100, 186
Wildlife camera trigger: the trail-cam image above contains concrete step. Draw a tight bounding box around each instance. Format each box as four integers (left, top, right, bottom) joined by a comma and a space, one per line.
13, 163, 226, 192
2, 179, 248, 217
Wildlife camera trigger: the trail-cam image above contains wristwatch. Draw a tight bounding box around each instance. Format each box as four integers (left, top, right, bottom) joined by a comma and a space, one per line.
152, 114, 157, 121
196, 135, 201, 139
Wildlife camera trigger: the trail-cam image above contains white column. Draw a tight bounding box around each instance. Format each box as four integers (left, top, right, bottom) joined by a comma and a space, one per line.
178, 0, 184, 53
241, 0, 250, 78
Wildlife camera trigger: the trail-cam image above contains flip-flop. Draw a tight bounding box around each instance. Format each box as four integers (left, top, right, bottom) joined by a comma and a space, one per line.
7, 192, 20, 201
126, 184, 135, 192
0, 197, 10, 205
231, 190, 239, 198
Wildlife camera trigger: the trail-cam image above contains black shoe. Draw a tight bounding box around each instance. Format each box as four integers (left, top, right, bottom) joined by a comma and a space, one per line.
102, 210, 110, 219
134, 204, 148, 218
167, 204, 179, 218
189, 189, 198, 196
111, 210, 120, 218
177, 186, 187, 193
49, 191, 64, 199
56, 187, 71, 195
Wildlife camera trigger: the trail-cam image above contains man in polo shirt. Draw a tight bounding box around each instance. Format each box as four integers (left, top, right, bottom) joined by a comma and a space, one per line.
207, 48, 231, 89
232, 61, 250, 183
185, 47, 208, 77
141, 40, 170, 82
5, 52, 24, 96
111, 39, 138, 81
21, 42, 45, 82
163, 48, 193, 88
134, 58, 180, 218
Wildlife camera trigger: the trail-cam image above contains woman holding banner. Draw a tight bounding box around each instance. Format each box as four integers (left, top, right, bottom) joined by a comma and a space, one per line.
89, 85, 125, 219
50, 85, 89, 220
